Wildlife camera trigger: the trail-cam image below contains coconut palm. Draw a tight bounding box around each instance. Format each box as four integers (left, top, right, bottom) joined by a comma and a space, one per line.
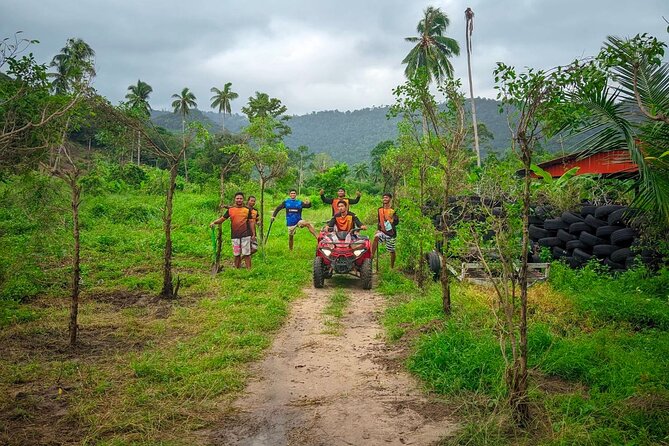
49, 38, 96, 94
171, 87, 197, 181
125, 79, 153, 118
402, 6, 460, 83
353, 162, 369, 181
571, 35, 669, 223
210, 82, 238, 131
464, 7, 480, 167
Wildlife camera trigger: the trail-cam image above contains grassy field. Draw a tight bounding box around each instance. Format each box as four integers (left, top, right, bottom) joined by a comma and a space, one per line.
0, 180, 350, 444
2, 176, 668, 445
379, 263, 669, 445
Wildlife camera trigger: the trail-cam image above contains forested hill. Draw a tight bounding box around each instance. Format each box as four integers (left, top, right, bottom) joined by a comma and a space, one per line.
150, 98, 533, 165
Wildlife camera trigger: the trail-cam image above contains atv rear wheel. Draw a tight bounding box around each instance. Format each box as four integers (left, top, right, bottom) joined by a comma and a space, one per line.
313, 257, 325, 288
361, 258, 372, 290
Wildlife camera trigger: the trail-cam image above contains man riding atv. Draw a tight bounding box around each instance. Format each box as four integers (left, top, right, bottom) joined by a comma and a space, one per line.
313, 200, 373, 289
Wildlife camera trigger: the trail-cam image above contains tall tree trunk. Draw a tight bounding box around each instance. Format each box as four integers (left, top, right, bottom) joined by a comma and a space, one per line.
137, 130, 141, 165
465, 8, 481, 167
441, 168, 452, 314
182, 117, 188, 182
160, 162, 179, 298
259, 178, 265, 244
214, 167, 226, 272
68, 178, 81, 346
509, 134, 531, 425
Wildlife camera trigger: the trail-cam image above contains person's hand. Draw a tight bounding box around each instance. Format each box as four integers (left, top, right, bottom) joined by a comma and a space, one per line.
356, 191, 361, 197
304, 199, 310, 205
319, 188, 324, 195
271, 216, 275, 221
360, 225, 367, 230
209, 221, 216, 228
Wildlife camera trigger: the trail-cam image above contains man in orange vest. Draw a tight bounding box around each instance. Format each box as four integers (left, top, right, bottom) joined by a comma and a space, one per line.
209, 192, 256, 269
320, 187, 361, 216
371, 193, 399, 269
327, 200, 367, 232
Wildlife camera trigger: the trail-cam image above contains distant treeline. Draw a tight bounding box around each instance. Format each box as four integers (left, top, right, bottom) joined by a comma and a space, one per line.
151, 98, 577, 166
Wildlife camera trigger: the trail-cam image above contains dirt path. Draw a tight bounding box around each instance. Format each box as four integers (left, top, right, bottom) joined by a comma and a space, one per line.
205, 279, 457, 445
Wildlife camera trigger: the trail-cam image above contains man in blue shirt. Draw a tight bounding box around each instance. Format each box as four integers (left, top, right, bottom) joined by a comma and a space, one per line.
271, 189, 319, 250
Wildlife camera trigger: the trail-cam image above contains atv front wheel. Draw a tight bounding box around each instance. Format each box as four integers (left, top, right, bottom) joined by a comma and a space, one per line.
313, 257, 325, 288
361, 258, 372, 290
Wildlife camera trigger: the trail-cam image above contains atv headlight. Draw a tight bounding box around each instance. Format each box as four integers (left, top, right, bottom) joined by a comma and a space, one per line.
353, 249, 366, 257
321, 248, 332, 257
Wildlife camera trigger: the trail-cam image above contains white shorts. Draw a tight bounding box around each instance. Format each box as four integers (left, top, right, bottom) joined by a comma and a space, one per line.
375, 231, 396, 253
232, 236, 252, 256
287, 220, 310, 236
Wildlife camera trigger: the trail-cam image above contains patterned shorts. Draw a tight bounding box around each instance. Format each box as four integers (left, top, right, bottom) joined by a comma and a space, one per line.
232, 236, 252, 256
375, 231, 396, 253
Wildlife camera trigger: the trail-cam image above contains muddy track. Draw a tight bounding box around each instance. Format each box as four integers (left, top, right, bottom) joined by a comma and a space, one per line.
204, 278, 457, 445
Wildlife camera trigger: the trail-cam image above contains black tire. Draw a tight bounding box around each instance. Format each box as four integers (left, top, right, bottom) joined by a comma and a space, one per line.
535, 206, 554, 219
594, 205, 625, 219
544, 218, 569, 231
530, 254, 542, 263
313, 257, 325, 288
604, 258, 626, 270
610, 247, 632, 263
592, 244, 617, 258
569, 222, 592, 234
427, 250, 441, 281
584, 214, 608, 229
580, 205, 597, 216
561, 211, 584, 224
528, 215, 544, 226
566, 256, 582, 268
607, 207, 629, 226
557, 229, 577, 243
573, 248, 593, 262
579, 232, 604, 247
361, 258, 372, 290
552, 246, 568, 258
529, 224, 550, 240
538, 237, 563, 248
595, 225, 624, 239
492, 206, 505, 217
610, 228, 637, 247
565, 239, 587, 251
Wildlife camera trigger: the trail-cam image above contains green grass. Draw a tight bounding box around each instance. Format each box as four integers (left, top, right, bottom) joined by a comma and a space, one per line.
0, 180, 331, 444
322, 288, 349, 334
380, 263, 669, 445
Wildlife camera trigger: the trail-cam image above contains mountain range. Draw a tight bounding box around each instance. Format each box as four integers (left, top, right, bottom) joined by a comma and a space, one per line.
151, 98, 575, 166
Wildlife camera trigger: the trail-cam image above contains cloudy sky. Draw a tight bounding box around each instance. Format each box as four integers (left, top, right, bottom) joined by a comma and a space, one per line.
2, 0, 667, 115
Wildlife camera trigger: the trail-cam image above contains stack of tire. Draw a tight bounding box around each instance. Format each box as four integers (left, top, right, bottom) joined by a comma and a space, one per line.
528, 204, 656, 271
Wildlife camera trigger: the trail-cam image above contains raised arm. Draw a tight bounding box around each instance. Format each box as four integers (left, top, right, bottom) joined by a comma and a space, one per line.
271, 202, 286, 219
320, 189, 333, 204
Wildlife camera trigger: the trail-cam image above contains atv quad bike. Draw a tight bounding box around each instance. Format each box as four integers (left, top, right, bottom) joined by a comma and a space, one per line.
313, 227, 372, 289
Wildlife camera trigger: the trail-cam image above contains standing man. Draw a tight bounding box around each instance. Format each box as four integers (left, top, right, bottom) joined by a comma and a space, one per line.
271, 189, 318, 250
371, 193, 399, 269
320, 187, 361, 216
327, 200, 367, 232
209, 192, 256, 269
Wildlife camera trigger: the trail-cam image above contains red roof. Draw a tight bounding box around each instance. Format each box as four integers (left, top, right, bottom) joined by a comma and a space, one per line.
531, 149, 638, 178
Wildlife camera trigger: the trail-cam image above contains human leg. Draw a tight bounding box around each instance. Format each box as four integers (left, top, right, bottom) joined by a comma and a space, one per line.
232, 238, 242, 268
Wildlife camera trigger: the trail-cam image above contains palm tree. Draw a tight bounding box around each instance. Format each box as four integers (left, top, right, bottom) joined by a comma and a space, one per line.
571, 35, 669, 223
126, 80, 153, 165
171, 87, 197, 181
50, 38, 96, 94
353, 162, 369, 181
465, 7, 481, 167
210, 82, 238, 131
402, 6, 460, 83
125, 79, 153, 118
